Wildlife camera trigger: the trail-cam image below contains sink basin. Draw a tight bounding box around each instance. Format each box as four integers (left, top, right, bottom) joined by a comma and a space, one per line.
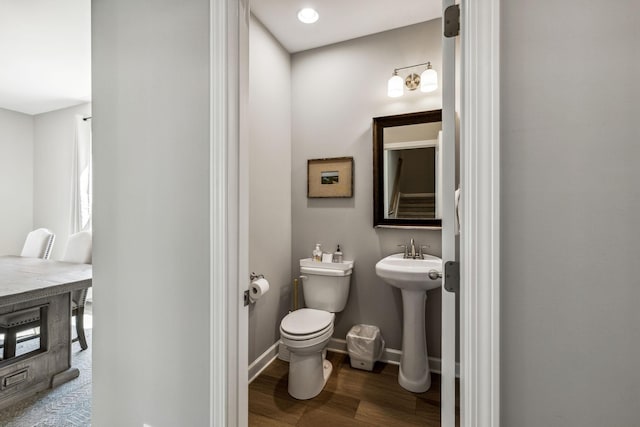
375, 253, 442, 291
375, 252, 443, 393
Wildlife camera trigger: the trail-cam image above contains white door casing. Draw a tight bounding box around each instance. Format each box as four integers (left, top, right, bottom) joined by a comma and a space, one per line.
211, 0, 501, 424
210, 0, 250, 425
460, 0, 500, 426
440, 0, 457, 425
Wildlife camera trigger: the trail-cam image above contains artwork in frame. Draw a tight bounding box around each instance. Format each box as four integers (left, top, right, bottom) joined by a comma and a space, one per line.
307, 157, 354, 198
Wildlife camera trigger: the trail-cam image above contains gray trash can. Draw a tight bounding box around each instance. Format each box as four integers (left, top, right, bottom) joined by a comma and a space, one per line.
346, 324, 385, 371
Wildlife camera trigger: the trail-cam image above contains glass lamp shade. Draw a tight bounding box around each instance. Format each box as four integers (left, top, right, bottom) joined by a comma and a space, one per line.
420, 68, 438, 92
388, 74, 404, 98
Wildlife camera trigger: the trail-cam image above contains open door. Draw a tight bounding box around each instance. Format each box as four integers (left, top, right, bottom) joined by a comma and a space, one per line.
440, 0, 459, 425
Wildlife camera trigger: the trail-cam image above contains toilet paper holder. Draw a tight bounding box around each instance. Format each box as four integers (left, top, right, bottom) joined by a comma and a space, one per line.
245, 273, 268, 306
250, 272, 264, 281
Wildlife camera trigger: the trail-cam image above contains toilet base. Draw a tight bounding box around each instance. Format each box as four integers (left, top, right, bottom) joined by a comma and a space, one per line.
288, 352, 333, 400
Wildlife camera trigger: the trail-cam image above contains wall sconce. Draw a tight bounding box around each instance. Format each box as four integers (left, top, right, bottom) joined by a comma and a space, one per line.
387, 62, 438, 98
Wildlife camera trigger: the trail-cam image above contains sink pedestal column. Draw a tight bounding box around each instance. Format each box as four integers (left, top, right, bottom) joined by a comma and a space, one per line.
399, 289, 431, 392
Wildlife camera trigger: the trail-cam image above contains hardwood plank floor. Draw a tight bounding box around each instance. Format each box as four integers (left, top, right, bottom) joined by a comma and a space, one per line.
249, 351, 460, 426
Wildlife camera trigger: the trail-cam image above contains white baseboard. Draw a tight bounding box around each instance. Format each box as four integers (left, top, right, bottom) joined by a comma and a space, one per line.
249, 338, 461, 382
328, 338, 460, 378
248, 341, 280, 384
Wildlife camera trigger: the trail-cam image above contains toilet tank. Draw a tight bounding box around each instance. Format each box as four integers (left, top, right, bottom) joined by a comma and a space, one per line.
299, 259, 354, 312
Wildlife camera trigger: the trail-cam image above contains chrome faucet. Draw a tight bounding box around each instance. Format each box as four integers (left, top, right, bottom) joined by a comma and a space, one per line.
398, 238, 429, 259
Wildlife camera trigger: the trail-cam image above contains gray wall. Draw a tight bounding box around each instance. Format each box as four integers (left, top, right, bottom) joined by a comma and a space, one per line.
248, 15, 292, 363
501, 0, 640, 425
0, 108, 33, 256
398, 148, 435, 195
92, 1, 211, 425
291, 21, 446, 354
33, 103, 91, 260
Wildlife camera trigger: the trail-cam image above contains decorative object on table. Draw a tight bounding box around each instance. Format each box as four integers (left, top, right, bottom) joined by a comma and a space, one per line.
307, 157, 354, 198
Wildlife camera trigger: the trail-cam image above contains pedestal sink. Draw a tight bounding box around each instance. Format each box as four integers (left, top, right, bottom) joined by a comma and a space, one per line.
375, 253, 442, 392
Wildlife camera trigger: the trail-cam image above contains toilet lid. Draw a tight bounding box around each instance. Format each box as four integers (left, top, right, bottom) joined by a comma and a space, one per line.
281, 308, 334, 335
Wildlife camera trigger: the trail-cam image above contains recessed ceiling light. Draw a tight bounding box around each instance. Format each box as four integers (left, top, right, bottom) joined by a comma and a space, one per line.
297, 8, 319, 24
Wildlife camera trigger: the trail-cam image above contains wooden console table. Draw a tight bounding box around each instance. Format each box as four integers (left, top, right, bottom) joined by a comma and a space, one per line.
0, 256, 92, 410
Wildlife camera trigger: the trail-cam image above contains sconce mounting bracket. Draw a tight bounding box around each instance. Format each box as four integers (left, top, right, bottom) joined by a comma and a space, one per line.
405, 73, 421, 90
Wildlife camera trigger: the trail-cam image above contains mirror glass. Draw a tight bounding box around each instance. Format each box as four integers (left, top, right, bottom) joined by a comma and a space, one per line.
373, 110, 442, 227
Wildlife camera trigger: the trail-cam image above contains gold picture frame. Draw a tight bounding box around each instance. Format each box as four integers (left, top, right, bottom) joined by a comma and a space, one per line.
307, 157, 354, 198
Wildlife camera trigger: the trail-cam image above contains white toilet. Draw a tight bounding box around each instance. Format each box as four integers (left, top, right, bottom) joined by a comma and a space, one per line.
279, 258, 354, 400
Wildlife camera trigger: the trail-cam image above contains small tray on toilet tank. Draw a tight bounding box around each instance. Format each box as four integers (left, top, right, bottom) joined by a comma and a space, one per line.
300, 258, 354, 272
300, 260, 354, 277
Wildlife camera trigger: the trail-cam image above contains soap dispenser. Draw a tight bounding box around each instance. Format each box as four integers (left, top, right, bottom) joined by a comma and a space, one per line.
312, 243, 322, 262
333, 245, 343, 263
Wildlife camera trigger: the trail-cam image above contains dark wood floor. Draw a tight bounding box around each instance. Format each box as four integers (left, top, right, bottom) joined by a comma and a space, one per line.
249, 351, 459, 426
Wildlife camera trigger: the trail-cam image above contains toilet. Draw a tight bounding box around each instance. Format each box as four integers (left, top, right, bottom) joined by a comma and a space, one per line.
279, 258, 354, 400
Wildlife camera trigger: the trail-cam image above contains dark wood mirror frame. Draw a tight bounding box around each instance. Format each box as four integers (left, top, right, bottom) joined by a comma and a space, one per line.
373, 109, 443, 228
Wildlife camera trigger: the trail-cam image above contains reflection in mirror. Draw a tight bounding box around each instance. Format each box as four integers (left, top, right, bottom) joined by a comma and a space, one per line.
373, 110, 442, 227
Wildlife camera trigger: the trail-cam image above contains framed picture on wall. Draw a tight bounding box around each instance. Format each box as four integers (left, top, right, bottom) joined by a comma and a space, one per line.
307, 157, 354, 198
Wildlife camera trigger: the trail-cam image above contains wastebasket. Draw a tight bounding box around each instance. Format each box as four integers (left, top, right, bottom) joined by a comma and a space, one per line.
346, 324, 385, 371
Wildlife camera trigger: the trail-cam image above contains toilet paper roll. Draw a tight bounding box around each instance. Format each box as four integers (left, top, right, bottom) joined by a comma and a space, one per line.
250, 278, 270, 303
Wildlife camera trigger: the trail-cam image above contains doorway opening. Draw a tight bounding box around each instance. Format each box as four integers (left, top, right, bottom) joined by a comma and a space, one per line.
243, 1, 460, 425
0, 0, 93, 424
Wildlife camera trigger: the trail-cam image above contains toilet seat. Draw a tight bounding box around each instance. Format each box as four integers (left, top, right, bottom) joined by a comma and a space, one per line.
281, 324, 333, 350
280, 309, 334, 341
281, 323, 333, 341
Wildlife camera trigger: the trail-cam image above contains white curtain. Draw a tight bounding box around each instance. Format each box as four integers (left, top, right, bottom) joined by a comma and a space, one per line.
70, 115, 92, 233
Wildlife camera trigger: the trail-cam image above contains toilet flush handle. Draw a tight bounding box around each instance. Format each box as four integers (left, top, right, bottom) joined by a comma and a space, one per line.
299, 275, 308, 281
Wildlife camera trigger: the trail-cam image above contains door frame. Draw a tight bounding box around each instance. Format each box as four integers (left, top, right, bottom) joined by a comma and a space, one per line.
459, 0, 500, 426
210, 0, 501, 425
209, 0, 250, 426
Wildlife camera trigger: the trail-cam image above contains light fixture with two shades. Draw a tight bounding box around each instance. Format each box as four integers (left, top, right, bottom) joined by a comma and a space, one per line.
387, 62, 438, 98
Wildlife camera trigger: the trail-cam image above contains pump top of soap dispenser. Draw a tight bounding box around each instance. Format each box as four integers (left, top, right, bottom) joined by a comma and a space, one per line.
333, 244, 343, 263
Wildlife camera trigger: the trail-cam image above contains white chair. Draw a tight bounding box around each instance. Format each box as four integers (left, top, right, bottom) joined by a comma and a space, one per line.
20, 228, 55, 259
62, 231, 92, 264
62, 231, 92, 350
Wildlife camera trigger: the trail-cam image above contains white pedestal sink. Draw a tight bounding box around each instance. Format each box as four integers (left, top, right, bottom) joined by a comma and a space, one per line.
375, 253, 442, 392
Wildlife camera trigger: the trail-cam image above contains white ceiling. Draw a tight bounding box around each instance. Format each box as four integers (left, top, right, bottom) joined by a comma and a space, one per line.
0, 0, 91, 115
0, 0, 440, 115
251, 0, 442, 53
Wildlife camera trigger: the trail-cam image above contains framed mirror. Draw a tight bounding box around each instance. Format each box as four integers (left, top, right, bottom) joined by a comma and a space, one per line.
373, 109, 443, 227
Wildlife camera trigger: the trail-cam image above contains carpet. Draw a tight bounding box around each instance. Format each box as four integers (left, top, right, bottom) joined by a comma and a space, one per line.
0, 324, 92, 426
